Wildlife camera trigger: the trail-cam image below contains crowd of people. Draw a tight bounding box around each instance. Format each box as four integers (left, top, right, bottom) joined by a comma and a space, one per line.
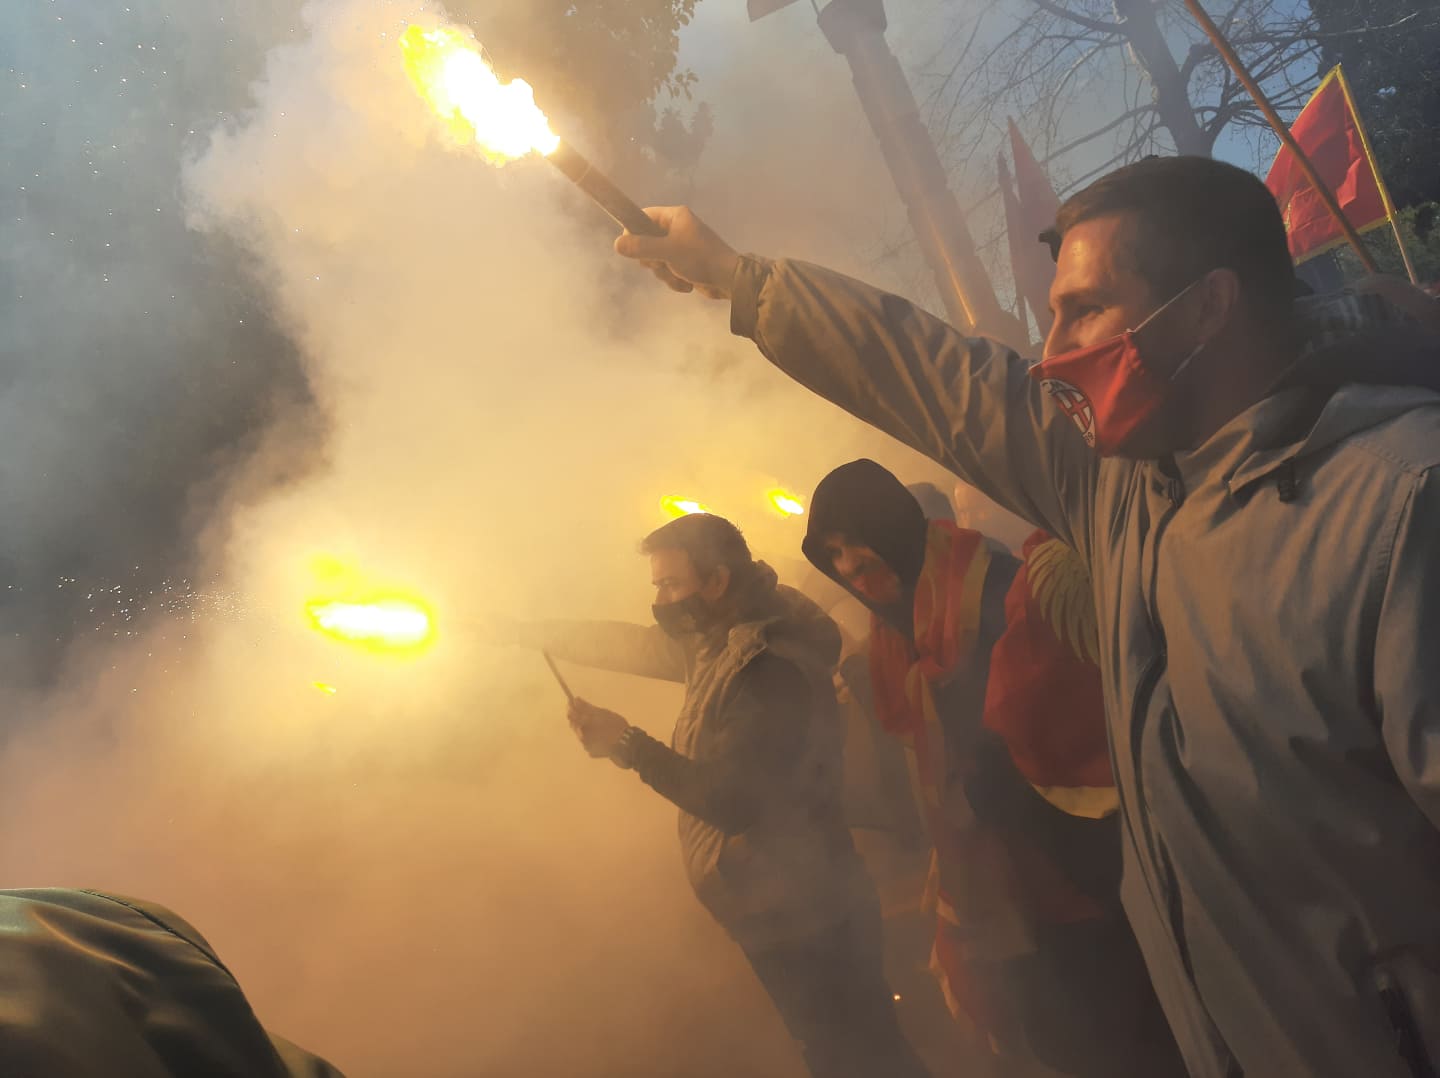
596, 155, 1440, 1077
5, 154, 1439, 1077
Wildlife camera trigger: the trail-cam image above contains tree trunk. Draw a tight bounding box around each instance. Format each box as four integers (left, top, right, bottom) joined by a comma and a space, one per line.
1112, 0, 1214, 156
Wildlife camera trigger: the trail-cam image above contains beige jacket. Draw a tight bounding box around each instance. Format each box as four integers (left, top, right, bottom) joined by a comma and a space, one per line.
731, 255, 1440, 1078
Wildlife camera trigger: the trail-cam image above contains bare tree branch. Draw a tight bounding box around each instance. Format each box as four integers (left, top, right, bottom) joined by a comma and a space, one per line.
1028, 0, 1122, 36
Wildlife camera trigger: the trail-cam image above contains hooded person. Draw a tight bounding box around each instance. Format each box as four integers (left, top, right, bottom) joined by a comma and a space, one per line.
495, 512, 929, 1078
802, 459, 1183, 1077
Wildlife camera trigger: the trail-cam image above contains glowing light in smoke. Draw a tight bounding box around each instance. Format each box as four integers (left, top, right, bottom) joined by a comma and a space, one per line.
306, 598, 434, 651
767, 488, 805, 517
661, 495, 710, 518
312, 681, 339, 696
401, 24, 561, 165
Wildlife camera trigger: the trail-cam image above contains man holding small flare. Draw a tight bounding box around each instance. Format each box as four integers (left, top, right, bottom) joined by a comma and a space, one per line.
612, 157, 1440, 1078
495, 512, 929, 1078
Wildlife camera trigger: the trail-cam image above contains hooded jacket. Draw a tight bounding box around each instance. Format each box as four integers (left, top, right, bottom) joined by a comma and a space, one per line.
731, 258, 1440, 1078
517, 563, 867, 948
802, 462, 1119, 907
802, 460, 1015, 814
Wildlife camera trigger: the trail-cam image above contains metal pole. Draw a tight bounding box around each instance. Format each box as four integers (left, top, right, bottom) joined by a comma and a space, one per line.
1179, 0, 1379, 273
817, 0, 1020, 340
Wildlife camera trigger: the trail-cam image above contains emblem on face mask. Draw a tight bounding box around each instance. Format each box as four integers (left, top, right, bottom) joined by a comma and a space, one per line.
1038, 378, 1096, 447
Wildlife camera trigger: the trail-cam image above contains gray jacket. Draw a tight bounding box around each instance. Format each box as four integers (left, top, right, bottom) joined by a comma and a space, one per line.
730, 255, 1440, 1078
522, 565, 870, 948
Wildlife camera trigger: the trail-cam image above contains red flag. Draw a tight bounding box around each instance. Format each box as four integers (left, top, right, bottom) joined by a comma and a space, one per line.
998, 120, 1060, 339
1265, 66, 1389, 263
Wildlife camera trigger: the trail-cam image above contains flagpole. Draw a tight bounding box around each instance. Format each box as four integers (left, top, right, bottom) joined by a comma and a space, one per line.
1179, 0, 1379, 274
1334, 66, 1419, 284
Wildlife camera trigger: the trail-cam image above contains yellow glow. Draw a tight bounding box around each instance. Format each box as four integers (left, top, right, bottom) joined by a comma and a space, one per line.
306, 598, 434, 651
312, 681, 339, 696
660, 495, 709, 518
767, 488, 805, 517
401, 24, 560, 164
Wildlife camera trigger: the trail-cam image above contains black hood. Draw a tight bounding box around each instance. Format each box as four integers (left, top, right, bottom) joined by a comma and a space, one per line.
802, 459, 927, 623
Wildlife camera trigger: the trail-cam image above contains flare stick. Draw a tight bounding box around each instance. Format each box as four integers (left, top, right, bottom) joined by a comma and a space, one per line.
547, 142, 665, 237
541, 650, 575, 703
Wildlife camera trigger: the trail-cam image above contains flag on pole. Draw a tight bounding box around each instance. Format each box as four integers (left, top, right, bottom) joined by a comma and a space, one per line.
1265, 66, 1400, 266
998, 120, 1061, 339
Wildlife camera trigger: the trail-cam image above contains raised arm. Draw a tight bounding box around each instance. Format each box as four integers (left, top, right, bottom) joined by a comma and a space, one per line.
615, 208, 1098, 553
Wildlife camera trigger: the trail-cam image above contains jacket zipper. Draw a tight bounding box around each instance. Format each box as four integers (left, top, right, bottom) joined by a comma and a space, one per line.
1131, 473, 1244, 1076
1128, 475, 1181, 846
1129, 479, 1193, 947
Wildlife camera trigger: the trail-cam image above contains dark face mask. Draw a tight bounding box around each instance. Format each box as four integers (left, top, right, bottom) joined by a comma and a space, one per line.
653, 593, 715, 638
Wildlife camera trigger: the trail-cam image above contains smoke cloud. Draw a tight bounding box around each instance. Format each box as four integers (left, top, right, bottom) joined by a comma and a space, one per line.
1, 1, 1027, 1074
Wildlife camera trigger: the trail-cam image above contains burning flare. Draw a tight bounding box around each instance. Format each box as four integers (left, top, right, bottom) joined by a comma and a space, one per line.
307, 598, 434, 650
401, 24, 560, 164
767, 488, 806, 517
661, 496, 710, 518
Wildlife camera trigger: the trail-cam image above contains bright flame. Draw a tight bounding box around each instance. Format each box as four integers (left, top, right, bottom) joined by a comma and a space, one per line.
312, 681, 339, 696
660, 495, 710, 518
401, 24, 560, 164
306, 598, 434, 650
767, 488, 805, 517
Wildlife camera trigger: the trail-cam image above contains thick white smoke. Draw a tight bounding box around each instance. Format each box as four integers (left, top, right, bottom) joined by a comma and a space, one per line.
1, 1, 1027, 1073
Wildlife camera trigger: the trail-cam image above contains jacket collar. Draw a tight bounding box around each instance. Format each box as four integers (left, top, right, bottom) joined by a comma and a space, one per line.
1171, 384, 1440, 501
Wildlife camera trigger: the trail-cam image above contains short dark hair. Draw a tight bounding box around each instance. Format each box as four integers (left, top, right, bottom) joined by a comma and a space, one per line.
640, 514, 754, 585
1054, 156, 1296, 332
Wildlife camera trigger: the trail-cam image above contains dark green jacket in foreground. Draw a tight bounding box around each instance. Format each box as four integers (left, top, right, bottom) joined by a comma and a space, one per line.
0, 888, 341, 1078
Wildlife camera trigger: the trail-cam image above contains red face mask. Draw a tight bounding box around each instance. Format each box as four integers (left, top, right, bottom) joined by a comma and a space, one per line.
1029, 281, 1205, 456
